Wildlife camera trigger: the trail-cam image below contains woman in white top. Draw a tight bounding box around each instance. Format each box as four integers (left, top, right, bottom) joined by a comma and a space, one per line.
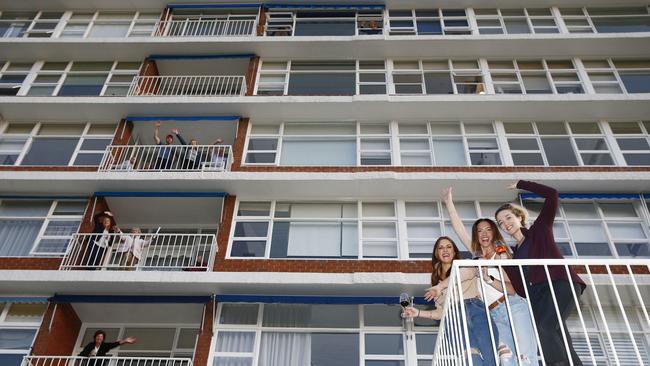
117, 228, 151, 268
442, 187, 538, 366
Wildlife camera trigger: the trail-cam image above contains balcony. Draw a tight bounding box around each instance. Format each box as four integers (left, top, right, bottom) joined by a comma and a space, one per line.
21, 356, 193, 366
126, 75, 246, 97
99, 144, 232, 172
431, 258, 650, 365
154, 18, 257, 37
59, 233, 216, 271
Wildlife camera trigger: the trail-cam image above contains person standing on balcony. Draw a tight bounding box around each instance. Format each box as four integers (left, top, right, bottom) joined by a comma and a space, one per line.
117, 227, 152, 269
403, 236, 498, 366
79, 329, 136, 366
495, 180, 586, 366
175, 130, 203, 170
441, 187, 538, 366
153, 121, 179, 170
84, 211, 119, 269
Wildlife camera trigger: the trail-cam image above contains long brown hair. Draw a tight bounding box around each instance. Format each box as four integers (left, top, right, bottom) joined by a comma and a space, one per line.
470, 218, 505, 254
431, 236, 461, 286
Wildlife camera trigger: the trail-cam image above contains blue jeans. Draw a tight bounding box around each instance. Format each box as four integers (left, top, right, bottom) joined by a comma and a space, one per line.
490, 295, 538, 366
464, 298, 498, 366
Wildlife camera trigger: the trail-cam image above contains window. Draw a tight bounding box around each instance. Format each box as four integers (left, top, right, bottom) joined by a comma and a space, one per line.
61, 11, 162, 38
212, 303, 431, 366
609, 121, 650, 166
0, 62, 33, 96
488, 59, 584, 94
524, 200, 650, 258
392, 60, 485, 95
0, 122, 117, 166
387, 9, 470, 35
0, 199, 85, 256
0, 301, 47, 366
560, 7, 650, 34
504, 121, 614, 166
398, 122, 501, 166
26, 61, 140, 96
613, 60, 650, 94
229, 199, 505, 259
475, 8, 559, 34
265, 9, 383, 36
584, 59, 650, 94
0, 11, 63, 38
583, 60, 625, 94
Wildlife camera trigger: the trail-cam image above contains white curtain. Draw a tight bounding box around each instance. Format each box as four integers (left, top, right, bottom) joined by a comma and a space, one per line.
280, 140, 356, 166
287, 222, 357, 257
0, 220, 42, 256
258, 332, 311, 366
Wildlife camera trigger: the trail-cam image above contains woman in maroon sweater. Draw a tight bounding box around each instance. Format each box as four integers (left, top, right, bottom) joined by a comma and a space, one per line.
495, 180, 586, 366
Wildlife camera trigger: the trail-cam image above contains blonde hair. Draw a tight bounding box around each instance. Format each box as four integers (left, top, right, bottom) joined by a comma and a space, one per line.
495, 203, 529, 228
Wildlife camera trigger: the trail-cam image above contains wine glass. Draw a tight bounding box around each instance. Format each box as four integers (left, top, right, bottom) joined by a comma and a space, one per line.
399, 293, 410, 318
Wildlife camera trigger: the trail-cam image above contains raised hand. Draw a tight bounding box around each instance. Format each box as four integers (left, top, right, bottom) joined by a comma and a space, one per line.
506, 181, 518, 191
154, 121, 161, 128
441, 187, 452, 204
171, 128, 179, 135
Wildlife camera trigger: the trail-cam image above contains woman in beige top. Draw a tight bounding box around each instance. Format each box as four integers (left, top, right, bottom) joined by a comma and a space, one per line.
403, 236, 498, 366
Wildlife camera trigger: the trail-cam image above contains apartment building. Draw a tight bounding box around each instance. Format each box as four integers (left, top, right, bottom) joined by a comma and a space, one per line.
0, 1, 649, 365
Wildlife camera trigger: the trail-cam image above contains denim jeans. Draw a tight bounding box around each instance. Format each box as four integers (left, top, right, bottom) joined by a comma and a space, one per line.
464, 298, 498, 366
490, 295, 538, 366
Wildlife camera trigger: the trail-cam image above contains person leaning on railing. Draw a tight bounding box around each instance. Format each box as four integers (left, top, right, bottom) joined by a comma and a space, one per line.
495, 180, 587, 366
441, 187, 538, 366
78, 329, 136, 366
83, 211, 119, 270
403, 236, 498, 366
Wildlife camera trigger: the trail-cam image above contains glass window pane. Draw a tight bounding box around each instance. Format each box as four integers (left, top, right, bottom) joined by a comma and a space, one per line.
600, 203, 638, 218
177, 329, 199, 349
0, 354, 24, 366
216, 331, 255, 352
424, 73, 453, 94
43, 220, 79, 236
288, 73, 355, 95
259, 332, 359, 366
213, 357, 252, 366
230, 241, 266, 257
620, 72, 650, 93
432, 138, 466, 165
262, 304, 358, 328
365, 334, 404, 355
0, 329, 37, 349
38, 124, 85, 135
58, 74, 107, 96
615, 243, 650, 258
563, 203, 598, 219
80, 138, 112, 150
234, 222, 268, 237
364, 305, 403, 327
238, 202, 271, 216
20, 138, 78, 166
608, 223, 646, 240
416, 333, 436, 355
617, 138, 649, 150
405, 203, 438, 217
219, 304, 259, 325
540, 138, 579, 165
522, 75, 552, 93
362, 203, 395, 217
5, 303, 47, 322
248, 139, 277, 151
123, 328, 175, 350
569, 222, 607, 242
88, 23, 130, 37
281, 139, 355, 166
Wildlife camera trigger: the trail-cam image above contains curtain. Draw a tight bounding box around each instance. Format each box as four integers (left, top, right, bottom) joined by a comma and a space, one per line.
0, 220, 42, 256
281, 139, 356, 166
258, 332, 311, 366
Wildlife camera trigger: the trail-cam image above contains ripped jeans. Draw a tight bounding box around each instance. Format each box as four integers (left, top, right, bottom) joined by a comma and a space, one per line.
490, 295, 538, 366
464, 298, 498, 366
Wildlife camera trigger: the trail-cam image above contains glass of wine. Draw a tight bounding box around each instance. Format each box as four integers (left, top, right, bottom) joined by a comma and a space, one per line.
399, 293, 411, 318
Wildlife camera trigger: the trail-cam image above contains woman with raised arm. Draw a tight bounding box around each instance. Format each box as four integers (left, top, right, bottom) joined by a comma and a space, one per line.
403, 236, 498, 366
441, 187, 537, 366
495, 180, 586, 366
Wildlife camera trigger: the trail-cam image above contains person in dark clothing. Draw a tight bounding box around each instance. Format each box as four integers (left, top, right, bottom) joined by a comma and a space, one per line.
175, 130, 204, 170
83, 211, 119, 269
495, 180, 587, 366
78, 329, 136, 366
154, 121, 179, 170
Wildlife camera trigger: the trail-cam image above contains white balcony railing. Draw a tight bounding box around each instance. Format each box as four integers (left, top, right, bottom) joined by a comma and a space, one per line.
22, 356, 194, 366
59, 233, 217, 271
432, 258, 650, 366
98, 144, 232, 172
154, 19, 256, 37
126, 75, 247, 97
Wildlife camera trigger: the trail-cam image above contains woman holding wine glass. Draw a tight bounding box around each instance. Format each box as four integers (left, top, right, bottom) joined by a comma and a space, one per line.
441, 187, 538, 366
403, 236, 498, 366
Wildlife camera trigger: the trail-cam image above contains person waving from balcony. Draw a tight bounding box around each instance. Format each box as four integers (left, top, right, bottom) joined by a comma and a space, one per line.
495, 180, 586, 366
403, 236, 498, 366
153, 121, 179, 170
84, 211, 119, 270
441, 187, 538, 366
79, 329, 136, 366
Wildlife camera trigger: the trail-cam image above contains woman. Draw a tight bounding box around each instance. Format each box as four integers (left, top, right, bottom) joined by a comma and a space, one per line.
442, 187, 538, 366
404, 236, 498, 366
84, 211, 119, 269
79, 329, 136, 366
495, 180, 586, 366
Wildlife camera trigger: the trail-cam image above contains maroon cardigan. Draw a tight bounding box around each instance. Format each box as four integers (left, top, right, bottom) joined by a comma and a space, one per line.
504, 180, 586, 297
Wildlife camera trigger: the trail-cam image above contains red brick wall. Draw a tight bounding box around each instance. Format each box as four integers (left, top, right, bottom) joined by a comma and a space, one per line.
256, 8, 266, 36
111, 119, 134, 146
193, 300, 215, 366
137, 59, 160, 95
230, 118, 249, 170
0, 257, 61, 270
32, 303, 81, 356
245, 57, 260, 96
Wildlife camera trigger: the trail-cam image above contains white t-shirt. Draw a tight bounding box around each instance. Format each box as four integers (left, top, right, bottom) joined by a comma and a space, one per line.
482, 253, 507, 305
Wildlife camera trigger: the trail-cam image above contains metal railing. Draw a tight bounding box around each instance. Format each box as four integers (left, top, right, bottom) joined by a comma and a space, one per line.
59, 233, 216, 271
22, 356, 194, 366
98, 144, 232, 172
126, 75, 247, 97
432, 258, 650, 366
154, 19, 256, 37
